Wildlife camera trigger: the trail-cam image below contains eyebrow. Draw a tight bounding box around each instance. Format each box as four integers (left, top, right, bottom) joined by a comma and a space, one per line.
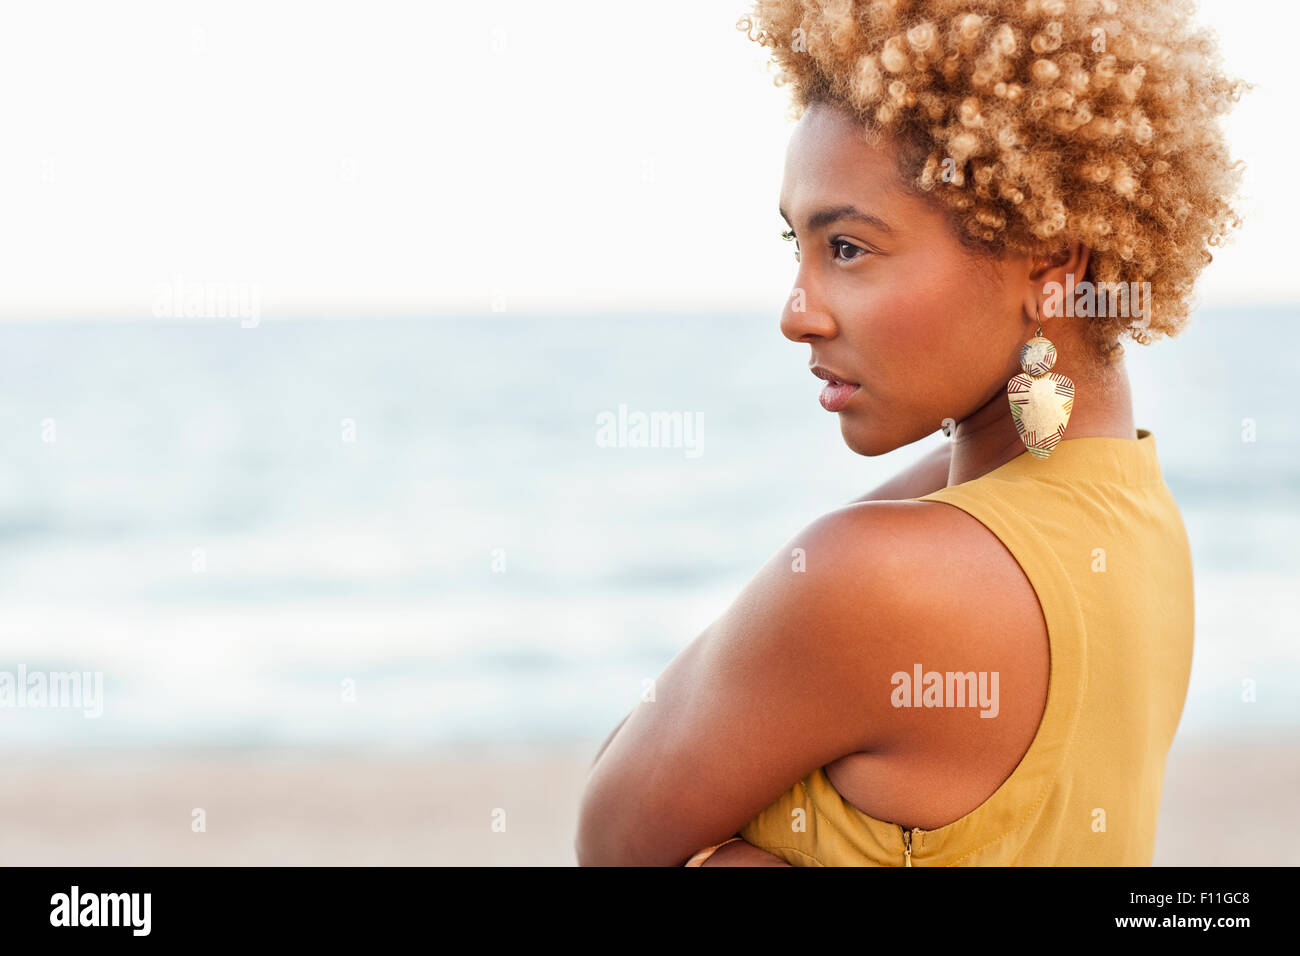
779, 204, 893, 234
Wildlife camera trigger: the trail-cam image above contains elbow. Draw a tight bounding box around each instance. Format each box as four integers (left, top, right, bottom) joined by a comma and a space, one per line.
576, 741, 682, 866
574, 781, 621, 866
576, 774, 652, 866
573, 830, 601, 868
574, 799, 597, 866
576, 803, 685, 867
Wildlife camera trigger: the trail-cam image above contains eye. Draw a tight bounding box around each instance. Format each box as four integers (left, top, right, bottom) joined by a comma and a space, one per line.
831, 239, 869, 263
781, 228, 800, 261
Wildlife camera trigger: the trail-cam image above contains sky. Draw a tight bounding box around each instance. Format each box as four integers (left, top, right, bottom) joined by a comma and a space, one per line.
0, 0, 1291, 320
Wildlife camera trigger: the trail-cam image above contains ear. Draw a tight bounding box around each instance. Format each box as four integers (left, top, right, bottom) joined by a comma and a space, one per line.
1025, 242, 1091, 323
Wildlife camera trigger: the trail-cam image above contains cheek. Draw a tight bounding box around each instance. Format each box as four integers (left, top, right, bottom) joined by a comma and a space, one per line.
858, 270, 990, 379
847, 260, 1013, 409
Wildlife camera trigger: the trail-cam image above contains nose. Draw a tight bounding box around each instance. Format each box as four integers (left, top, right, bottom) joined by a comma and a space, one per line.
780, 280, 837, 343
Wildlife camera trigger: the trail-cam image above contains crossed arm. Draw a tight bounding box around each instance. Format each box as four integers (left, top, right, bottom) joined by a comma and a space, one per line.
575, 442, 954, 867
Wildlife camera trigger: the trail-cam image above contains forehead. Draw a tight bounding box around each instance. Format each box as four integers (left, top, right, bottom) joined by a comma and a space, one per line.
779, 103, 908, 217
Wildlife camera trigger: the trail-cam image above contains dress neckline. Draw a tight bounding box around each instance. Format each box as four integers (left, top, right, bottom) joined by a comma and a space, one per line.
944, 427, 1162, 491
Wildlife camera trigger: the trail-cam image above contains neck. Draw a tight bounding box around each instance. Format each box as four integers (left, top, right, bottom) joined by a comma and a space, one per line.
947, 344, 1137, 487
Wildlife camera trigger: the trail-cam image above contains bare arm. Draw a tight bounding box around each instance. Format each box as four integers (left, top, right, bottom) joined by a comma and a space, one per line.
575, 505, 917, 866
850, 441, 951, 503
590, 713, 795, 866
672, 443, 949, 868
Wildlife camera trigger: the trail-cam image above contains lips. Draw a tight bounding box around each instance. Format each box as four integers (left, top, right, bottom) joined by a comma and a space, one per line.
810, 364, 861, 412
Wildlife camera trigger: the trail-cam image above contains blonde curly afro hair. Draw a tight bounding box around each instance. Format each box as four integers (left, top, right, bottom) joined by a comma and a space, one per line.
738, 0, 1246, 360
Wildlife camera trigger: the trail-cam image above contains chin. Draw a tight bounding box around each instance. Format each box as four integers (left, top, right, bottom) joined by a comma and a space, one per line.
839, 419, 898, 457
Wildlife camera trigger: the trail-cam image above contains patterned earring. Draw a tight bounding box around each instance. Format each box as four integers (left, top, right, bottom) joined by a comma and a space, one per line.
1006, 313, 1074, 460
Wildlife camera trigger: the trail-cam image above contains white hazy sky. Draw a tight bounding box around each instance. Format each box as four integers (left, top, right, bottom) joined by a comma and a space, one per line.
0, 0, 1292, 320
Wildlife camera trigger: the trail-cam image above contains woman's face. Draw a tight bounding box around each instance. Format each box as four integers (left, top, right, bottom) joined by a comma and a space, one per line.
779, 101, 1032, 456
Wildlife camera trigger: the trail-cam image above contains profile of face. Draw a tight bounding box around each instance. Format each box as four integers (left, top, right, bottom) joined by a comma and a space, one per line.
779, 101, 1042, 457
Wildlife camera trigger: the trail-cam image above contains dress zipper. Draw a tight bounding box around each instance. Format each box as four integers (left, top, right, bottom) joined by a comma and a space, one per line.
901, 826, 918, 866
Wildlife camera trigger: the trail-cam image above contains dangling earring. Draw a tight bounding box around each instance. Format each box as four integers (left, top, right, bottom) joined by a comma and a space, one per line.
1006, 310, 1074, 461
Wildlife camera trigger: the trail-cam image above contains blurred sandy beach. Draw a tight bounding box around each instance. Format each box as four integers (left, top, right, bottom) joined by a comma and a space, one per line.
2, 736, 1295, 866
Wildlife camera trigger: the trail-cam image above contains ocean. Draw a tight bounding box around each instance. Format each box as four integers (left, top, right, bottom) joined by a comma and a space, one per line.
1, 307, 1297, 754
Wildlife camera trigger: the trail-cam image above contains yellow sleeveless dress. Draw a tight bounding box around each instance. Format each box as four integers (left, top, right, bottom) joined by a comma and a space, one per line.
738, 429, 1194, 866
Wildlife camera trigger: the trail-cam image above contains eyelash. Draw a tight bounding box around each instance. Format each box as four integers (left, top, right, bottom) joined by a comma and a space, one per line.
781, 229, 868, 263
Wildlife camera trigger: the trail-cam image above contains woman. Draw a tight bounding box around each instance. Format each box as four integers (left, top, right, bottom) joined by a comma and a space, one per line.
576, 0, 1242, 866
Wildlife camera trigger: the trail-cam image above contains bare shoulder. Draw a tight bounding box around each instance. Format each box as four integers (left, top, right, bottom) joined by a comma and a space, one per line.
794, 496, 1045, 633
791, 499, 1049, 760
